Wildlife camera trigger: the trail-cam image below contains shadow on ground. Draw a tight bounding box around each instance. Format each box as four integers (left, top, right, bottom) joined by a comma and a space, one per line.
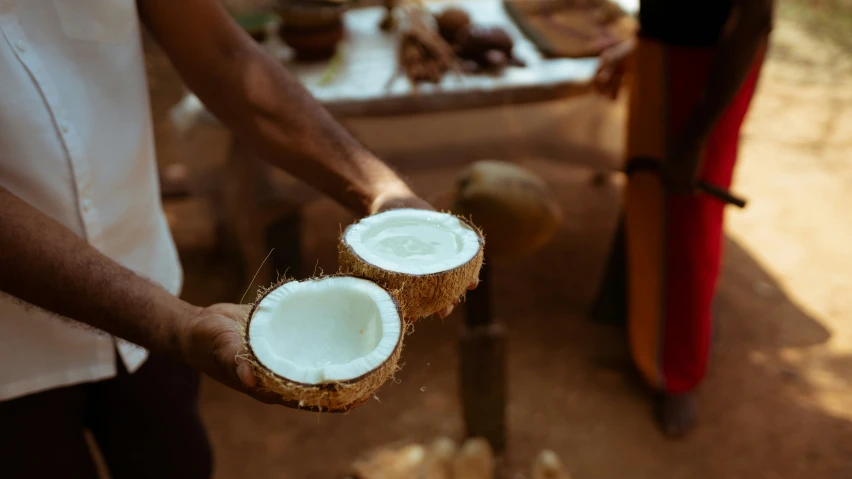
177, 157, 851, 479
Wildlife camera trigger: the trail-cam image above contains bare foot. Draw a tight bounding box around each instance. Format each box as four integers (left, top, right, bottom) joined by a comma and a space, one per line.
655, 391, 697, 438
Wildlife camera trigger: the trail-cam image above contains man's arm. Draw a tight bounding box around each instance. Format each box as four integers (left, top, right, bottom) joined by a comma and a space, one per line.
0, 187, 195, 356
138, 0, 421, 216
666, 0, 774, 190
0, 187, 278, 403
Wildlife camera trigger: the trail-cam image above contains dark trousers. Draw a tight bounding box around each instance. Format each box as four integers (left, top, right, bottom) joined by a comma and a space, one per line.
0, 353, 213, 479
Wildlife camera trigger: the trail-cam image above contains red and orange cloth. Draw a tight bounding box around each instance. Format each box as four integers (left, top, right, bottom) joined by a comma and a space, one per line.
623, 37, 766, 393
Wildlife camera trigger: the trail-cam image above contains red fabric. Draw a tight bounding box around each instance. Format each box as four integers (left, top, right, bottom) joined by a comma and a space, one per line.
660, 46, 766, 393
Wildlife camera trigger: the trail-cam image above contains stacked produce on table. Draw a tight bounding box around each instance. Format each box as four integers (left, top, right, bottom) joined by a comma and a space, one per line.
386, 2, 526, 86
232, 1, 526, 84
436, 7, 525, 73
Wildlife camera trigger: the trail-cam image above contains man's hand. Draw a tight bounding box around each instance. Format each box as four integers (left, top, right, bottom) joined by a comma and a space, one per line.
594, 38, 635, 100
369, 190, 479, 319
370, 187, 434, 215
178, 303, 280, 404
180, 303, 371, 410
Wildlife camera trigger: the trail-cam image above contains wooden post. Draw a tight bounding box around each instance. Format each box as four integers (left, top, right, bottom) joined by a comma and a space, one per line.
459, 258, 507, 452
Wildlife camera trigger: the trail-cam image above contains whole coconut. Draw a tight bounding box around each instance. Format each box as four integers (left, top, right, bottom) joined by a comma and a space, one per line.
452, 161, 562, 258
435, 7, 471, 43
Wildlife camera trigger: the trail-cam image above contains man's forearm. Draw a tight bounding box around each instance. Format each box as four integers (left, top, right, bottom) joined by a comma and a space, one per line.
0, 187, 199, 358
139, 0, 413, 217
190, 48, 410, 215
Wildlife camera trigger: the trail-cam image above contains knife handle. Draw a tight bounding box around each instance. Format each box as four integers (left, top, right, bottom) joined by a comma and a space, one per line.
696, 181, 747, 209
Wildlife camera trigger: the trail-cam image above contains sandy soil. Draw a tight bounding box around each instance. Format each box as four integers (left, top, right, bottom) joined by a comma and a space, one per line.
152, 4, 852, 478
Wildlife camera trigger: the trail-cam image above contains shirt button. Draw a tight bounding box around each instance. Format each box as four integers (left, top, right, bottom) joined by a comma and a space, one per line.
15, 40, 26, 53
59, 121, 69, 134
81, 198, 91, 211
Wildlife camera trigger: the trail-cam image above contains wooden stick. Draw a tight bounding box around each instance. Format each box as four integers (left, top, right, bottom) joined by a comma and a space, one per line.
459, 257, 507, 452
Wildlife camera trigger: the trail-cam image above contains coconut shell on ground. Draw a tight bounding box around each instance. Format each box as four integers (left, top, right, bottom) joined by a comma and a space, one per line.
531, 449, 572, 479
241, 276, 404, 412
451, 160, 562, 259
350, 443, 428, 479
350, 437, 574, 479
453, 437, 495, 479
338, 210, 484, 320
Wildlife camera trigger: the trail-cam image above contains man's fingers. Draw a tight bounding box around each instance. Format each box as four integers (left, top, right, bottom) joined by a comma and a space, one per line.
236, 362, 257, 388
438, 304, 454, 319
608, 69, 624, 99
467, 280, 479, 291
594, 67, 615, 97
212, 363, 283, 406
596, 64, 614, 84
200, 308, 356, 410
224, 334, 364, 410
208, 303, 251, 322
592, 37, 621, 53
229, 367, 284, 405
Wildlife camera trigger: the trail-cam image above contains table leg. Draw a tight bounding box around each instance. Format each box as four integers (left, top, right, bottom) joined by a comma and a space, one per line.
459, 258, 507, 452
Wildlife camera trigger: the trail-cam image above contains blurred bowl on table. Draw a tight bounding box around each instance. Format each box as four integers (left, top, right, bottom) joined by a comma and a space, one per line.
275, 0, 353, 60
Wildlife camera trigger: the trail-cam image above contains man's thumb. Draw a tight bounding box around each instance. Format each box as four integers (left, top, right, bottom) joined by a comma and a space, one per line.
236, 361, 257, 388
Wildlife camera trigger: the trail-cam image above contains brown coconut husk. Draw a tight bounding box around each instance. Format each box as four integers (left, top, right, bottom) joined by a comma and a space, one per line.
338, 214, 484, 320
452, 160, 562, 259
240, 275, 405, 412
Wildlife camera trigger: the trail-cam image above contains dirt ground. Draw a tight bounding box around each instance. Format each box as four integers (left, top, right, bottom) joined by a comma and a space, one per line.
152, 3, 852, 478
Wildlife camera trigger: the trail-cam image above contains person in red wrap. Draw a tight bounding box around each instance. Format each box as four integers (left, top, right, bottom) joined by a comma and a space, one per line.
591, 0, 775, 436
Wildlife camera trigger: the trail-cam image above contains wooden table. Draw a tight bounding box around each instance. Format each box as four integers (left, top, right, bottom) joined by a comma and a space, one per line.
263, 0, 637, 117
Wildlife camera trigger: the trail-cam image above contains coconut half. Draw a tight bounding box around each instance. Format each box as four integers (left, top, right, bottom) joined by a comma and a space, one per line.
339, 208, 484, 319
243, 276, 403, 411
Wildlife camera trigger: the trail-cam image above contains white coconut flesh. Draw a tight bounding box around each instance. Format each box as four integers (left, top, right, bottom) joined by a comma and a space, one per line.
343, 209, 481, 275
248, 277, 402, 385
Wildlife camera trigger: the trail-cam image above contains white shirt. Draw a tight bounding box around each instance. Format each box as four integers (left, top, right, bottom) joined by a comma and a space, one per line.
0, 0, 182, 401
